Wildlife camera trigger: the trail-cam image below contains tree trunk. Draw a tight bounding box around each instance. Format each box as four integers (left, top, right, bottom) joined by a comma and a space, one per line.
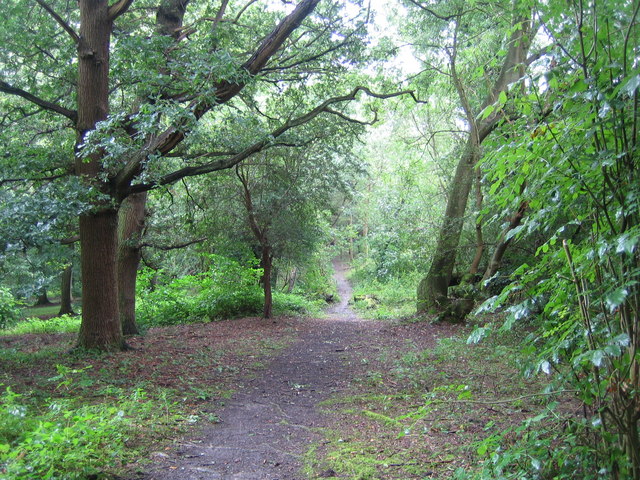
118, 192, 147, 335
416, 10, 531, 314
286, 266, 298, 293
77, 210, 124, 350
469, 169, 484, 275
75, 0, 124, 350
417, 141, 479, 312
34, 288, 53, 306
262, 246, 273, 319
58, 264, 75, 316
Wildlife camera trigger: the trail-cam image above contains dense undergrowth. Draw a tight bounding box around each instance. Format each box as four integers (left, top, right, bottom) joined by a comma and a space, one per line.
135, 254, 327, 328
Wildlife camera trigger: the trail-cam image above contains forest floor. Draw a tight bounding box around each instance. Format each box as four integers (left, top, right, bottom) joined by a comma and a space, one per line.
129, 262, 461, 480
1, 263, 553, 479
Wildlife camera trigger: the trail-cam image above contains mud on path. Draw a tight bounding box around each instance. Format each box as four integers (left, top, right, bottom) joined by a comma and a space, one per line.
135, 262, 383, 480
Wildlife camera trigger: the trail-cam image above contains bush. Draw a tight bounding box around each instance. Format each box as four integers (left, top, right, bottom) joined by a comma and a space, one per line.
0, 288, 22, 330
136, 255, 321, 327
0, 386, 155, 480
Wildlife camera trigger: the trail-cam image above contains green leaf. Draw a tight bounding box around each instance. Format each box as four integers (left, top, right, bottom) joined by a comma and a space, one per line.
467, 326, 491, 344
620, 74, 640, 96
616, 233, 638, 254
605, 287, 628, 312
540, 360, 551, 374
591, 350, 604, 367
604, 344, 622, 357
479, 104, 495, 120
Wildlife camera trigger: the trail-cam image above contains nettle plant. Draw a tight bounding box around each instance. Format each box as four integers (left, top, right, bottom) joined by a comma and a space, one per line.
474, 1, 639, 478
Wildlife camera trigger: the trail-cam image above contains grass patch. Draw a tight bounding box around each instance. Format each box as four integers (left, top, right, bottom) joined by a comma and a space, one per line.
348, 273, 418, 320
1, 315, 81, 336
306, 327, 558, 479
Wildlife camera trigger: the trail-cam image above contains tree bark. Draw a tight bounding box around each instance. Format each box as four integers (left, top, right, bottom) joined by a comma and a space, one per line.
482, 201, 527, 283
416, 10, 531, 314
261, 246, 273, 319
75, 0, 125, 350
77, 210, 124, 350
58, 263, 75, 316
118, 192, 147, 335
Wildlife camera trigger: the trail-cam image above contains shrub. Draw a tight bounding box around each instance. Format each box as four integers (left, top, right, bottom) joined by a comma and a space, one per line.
0, 386, 155, 480
0, 288, 22, 330
135, 254, 329, 327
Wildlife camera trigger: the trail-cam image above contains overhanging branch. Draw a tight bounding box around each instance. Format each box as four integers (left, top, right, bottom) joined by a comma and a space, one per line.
34, 0, 80, 44
0, 80, 77, 122
127, 86, 419, 194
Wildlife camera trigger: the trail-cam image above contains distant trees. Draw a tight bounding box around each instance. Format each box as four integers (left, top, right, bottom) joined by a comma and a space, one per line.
234, 138, 361, 318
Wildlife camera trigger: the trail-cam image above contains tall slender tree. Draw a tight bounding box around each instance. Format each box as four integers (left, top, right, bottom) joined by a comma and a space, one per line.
407, 0, 535, 313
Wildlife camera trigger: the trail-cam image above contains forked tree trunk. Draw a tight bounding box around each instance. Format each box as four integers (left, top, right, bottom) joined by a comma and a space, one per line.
118, 192, 147, 335
58, 264, 75, 316
71, 0, 319, 350
417, 10, 531, 314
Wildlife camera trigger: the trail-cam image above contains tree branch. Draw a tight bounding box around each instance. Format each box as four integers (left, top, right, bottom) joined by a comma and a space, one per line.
127, 86, 418, 194
108, 0, 136, 21
406, 0, 466, 21
211, 0, 229, 33
34, 0, 80, 44
139, 238, 205, 250
0, 172, 69, 187
114, 0, 322, 193
0, 80, 77, 122
324, 107, 378, 125
60, 235, 80, 245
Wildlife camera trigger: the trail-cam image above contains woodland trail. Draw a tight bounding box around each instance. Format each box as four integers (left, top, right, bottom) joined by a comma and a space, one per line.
135, 261, 381, 480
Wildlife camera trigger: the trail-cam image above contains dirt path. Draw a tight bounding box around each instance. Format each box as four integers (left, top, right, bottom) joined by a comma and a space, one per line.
136, 261, 380, 480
